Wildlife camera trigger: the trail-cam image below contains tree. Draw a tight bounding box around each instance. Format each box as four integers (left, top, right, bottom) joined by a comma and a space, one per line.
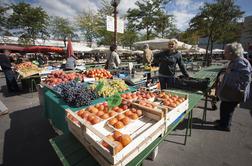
7, 2, 49, 45
153, 12, 175, 38
127, 0, 172, 40
189, 0, 244, 66
96, 0, 114, 45
76, 10, 100, 46
0, 3, 9, 35
120, 28, 139, 49
49, 16, 75, 47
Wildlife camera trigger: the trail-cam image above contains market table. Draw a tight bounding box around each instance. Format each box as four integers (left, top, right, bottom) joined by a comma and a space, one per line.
192, 65, 224, 123
43, 86, 137, 133
44, 65, 224, 166
49, 91, 203, 166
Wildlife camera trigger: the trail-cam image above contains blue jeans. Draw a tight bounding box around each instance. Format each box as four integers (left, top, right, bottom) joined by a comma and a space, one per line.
159, 76, 175, 90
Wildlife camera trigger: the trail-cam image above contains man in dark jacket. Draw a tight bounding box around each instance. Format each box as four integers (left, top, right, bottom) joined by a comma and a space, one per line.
153, 39, 189, 89
0, 50, 19, 92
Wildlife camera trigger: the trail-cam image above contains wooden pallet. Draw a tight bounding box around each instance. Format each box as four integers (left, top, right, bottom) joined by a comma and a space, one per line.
66, 104, 164, 166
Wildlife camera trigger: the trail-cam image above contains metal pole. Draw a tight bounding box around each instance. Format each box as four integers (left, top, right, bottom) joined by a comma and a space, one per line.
114, 5, 117, 45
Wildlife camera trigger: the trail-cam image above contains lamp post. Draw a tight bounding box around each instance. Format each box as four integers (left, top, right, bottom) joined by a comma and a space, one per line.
111, 0, 120, 45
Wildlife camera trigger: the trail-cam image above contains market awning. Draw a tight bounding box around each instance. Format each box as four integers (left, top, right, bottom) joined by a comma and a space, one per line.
0, 45, 24, 51
23, 46, 64, 53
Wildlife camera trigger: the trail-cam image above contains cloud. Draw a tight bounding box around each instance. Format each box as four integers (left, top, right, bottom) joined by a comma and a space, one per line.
118, 0, 138, 16
34, 0, 98, 18
167, 0, 204, 31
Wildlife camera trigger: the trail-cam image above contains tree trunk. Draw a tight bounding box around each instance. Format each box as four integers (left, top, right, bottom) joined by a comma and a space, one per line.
205, 36, 211, 67
208, 37, 214, 66
146, 27, 149, 40
64, 37, 67, 47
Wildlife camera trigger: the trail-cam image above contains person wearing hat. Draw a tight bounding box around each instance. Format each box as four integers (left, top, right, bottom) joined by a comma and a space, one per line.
0, 50, 19, 92
153, 39, 189, 89
143, 44, 153, 65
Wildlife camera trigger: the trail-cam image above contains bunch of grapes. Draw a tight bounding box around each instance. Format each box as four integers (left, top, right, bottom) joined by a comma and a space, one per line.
54, 80, 98, 107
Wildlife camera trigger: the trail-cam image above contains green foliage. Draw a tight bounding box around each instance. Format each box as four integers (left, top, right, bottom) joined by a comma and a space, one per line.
120, 29, 139, 48
0, 3, 10, 34
76, 10, 100, 45
49, 16, 75, 46
188, 0, 244, 65
95, 0, 114, 45
127, 0, 173, 40
7, 2, 49, 45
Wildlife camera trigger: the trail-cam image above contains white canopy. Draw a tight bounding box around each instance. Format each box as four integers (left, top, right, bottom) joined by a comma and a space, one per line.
91, 46, 109, 53
133, 38, 193, 50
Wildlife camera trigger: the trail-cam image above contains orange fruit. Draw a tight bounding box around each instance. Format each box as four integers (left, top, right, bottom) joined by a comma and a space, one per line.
87, 115, 95, 122
109, 111, 117, 117
124, 110, 133, 117
96, 111, 104, 117
101, 135, 114, 149
113, 131, 122, 141
114, 141, 123, 154
101, 113, 109, 119
116, 114, 125, 121
81, 111, 90, 120
114, 121, 124, 129
129, 113, 138, 120
121, 117, 130, 125
77, 110, 85, 117
119, 134, 132, 147
109, 118, 118, 126
91, 117, 100, 125
136, 110, 143, 117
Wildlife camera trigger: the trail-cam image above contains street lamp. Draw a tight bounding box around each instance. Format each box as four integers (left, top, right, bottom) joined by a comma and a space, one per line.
111, 0, 120, 45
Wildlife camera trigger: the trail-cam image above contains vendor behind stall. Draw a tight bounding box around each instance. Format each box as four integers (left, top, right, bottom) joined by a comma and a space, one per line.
153, 39, 189, 89
0, 50, 19, 92
105, 44, 121, 69
65, 55, 77, 71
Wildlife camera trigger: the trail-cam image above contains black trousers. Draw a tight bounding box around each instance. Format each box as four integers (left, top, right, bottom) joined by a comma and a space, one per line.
220, 101, 239, 128
3, 69, 19, 92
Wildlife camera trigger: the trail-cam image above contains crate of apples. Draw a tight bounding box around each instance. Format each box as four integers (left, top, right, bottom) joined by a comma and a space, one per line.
84, 68, 112, 80
121, 91, 156, 101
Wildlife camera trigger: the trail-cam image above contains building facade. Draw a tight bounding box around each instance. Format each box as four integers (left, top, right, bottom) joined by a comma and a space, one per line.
240, 16, 252, 52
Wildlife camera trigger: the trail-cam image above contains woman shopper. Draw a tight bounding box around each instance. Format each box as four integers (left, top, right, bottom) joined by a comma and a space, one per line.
153, 39, 189, 89
216, 42, 252, 131
105, 44, 121, 69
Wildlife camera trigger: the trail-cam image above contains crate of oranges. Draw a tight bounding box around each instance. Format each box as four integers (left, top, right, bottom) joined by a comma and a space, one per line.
65, 101, 165, 166
134, 90, 189, 128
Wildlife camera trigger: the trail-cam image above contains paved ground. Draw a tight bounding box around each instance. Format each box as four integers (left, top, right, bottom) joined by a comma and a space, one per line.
0, 72, 252, 166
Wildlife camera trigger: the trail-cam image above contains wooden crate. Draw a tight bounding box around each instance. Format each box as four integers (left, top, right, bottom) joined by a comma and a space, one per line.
66, 104, 164, 166
133, 90, 189, 129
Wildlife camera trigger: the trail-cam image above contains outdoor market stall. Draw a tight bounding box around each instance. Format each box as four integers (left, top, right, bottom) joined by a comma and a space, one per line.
40, 64, 224, 166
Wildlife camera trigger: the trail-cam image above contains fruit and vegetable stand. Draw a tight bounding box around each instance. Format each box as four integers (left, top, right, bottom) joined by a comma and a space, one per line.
42, 65, 224, 166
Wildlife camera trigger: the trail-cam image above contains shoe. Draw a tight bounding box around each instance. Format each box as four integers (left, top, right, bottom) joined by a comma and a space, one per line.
214, 125, 230, 132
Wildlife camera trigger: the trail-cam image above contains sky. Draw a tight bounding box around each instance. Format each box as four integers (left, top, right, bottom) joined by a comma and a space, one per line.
2, 0, 252, 31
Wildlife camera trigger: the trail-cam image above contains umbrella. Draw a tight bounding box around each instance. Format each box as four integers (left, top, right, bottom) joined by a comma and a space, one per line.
67, 39, 74, 58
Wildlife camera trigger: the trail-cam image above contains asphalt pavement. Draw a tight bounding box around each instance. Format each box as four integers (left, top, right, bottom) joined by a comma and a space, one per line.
0, 72, 251, 166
